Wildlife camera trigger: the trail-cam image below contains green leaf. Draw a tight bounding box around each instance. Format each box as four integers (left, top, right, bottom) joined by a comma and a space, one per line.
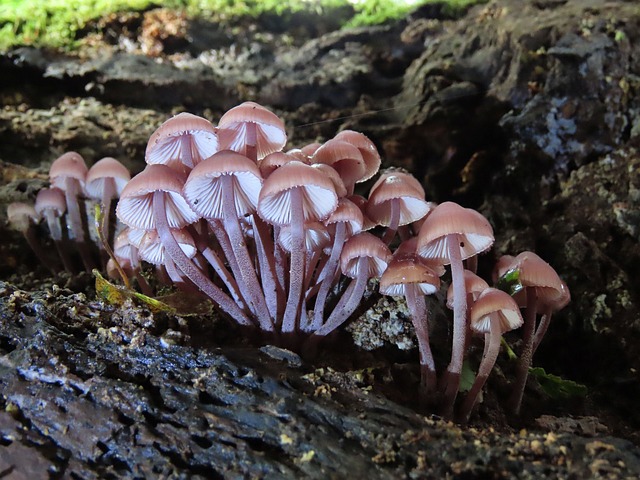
459, 360, 476, 392
529, 367, 587, 399
496, 267, 524, 296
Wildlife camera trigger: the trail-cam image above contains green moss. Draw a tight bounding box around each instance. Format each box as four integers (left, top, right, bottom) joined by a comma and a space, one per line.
0, 0, 486, 51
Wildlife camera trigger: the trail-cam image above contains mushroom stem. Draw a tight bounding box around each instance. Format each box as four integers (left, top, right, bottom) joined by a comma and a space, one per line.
314, 256, 368, 337
311, 222, 347, 331
153, 191, 252, 326
244, 121, 258, 163
440, 233, 468, 418
180, 135, 194, 169
532, 306, 553, 355
188, 224, 245, 308
221, 175, 273, 331
42, 210, 75, 272
381, 199, 400, 245
64, 177, 95, 271
281, 187, 305, 334
405, 284, 437, 401
508, 286, 537, 415
253, 216, 282, 320
458, 316, 502, 423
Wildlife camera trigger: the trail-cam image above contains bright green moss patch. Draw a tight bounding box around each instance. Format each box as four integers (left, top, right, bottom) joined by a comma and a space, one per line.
0, 0, 486, 51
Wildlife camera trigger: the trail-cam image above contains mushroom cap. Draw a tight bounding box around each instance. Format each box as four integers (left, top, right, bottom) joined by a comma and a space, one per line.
35, 188, 66, 217
113, 228, 139, 261
366, 171, 432, 227
470, 287, 523, 334
300, 142, 322, 157
278, 221, 331, 252
258, 151, 300, 178
85, 157, 131, 200
116, 164, 199, 230
49, 152, 88, 190
446, 269, 490, 309
7, 202, 39, 231
334, 130, 381, 183
340, 231, 391, 279
183, 150, 263, 219
492, 254, 517, 284
217, 102, 287, 160
146, 112, 218, 169
379, 254, 441, 297
138, 228, 197, 265
514, 251, 567, 309
347, 194, 377, 231
311, 138, 366, 190
257, 160, 338, 226
310, 163, 347, 198
324, 197, 364, 236
416, 201, 494, 264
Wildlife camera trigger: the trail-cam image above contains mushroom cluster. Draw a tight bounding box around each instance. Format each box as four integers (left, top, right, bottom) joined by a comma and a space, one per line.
7, 152, 131, 274
7, 101, 570, 422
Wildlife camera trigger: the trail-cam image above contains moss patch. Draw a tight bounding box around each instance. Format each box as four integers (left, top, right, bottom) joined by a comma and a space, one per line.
0, 0, 486, 51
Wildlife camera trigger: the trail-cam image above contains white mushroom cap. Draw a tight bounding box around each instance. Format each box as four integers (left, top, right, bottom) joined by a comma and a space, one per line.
35, 188, 66, 217
470, 287, 523, 334
49, 152, 88, 190
340, 231, 391, 279
217, 101, 287, 160
138, 228, 197, 265
379, 254, 441, 297
85, 157, 131, 200
146, 112, 218, 169
116, 164, 199, 230
257, 160, 338, 226
278, 221, 331, 252
416, 201, 494, 264
366, 171, 432, 227
183, 150, 263, 219
7, 202, 39, 232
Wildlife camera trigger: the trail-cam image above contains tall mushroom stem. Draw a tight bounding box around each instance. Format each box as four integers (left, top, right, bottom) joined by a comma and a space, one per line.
64, 177, 95, 271
440, 233, 468, 418
180, 135, 194, 170
458, 316, 502, 423
42, 210, 75, 272
311, 222, 347, 331
153, 191, 252, 326
405, 285, 437, 401
221, 175, 273, 331
381, 199, 400, 245
532, 306, 553, 355
508, 287, 537, 415
314, 256, 368, 337
281, 187, 305, 334
253, 216, 282, 320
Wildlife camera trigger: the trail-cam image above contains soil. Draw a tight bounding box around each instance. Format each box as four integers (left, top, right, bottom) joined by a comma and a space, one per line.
1, 0, 639, 477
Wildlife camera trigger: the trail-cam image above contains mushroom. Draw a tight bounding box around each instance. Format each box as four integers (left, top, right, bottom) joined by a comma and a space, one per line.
311, 231, 391, 338
85, 157, 131, 252
49, 151, 95, 271
309, 197, 364, 331
257, 160, 338, 334
416, 201, 494, 417
183, 149, 273, 330
6, 202, 56, 273
366, 170, 433, 245
217, 101, 287, 163
116, 164, 251, 326
458, 287, 523, 423
311, 139, 365, 195
146, 112, 218, 172
34, 187, 75, 272
504, 251, 569, 415
379, 253, 441, 399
